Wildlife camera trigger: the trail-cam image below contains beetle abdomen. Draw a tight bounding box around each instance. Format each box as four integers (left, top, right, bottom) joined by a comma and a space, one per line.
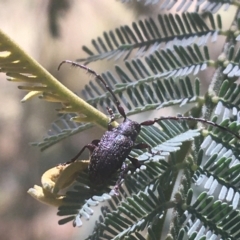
88, 131, 134, 184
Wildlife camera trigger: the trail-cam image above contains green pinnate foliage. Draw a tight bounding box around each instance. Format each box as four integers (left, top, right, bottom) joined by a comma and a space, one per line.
1, 1, 240, 239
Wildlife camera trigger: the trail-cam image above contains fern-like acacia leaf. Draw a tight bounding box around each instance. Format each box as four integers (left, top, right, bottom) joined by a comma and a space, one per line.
35, 44, 207, 150
79, 13, 220, 64
120, 0, 233, 13
180, 191, 240, 239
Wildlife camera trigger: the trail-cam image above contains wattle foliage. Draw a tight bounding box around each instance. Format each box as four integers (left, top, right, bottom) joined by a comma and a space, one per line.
1, 1, 240, 239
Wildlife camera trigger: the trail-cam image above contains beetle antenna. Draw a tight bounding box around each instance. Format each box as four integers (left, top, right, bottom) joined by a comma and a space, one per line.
141, 115, 240, 140
58, 60, 127, 121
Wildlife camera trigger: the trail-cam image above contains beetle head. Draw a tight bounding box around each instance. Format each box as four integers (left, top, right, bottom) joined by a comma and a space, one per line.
117, 118, 141, 141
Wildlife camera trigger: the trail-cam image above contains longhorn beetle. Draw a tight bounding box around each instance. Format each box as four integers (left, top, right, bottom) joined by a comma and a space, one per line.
58, 60, 240, 193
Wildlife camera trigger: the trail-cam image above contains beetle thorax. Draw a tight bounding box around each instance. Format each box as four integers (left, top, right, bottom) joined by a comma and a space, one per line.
115, 118, 141, 141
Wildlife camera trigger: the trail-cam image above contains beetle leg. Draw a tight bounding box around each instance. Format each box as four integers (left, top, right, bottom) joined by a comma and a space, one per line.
127, 156, 142, 168
112, 157, 144, 195
106, 107, 115, 131
112, 162, 128, 195
133, 142, 152, 154
65, 140, 99, 164
133, 142, 162, 158
91, 139, 100, 146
